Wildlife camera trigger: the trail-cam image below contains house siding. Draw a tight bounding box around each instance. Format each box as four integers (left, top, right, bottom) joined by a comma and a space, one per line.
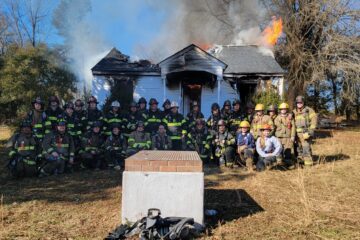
133, 76, 163, 102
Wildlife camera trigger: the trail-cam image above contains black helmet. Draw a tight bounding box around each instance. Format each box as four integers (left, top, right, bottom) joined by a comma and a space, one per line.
64, 102, 74, 110
267, 104, 277, 112
195, 119, 205, 126
246, 102, 255, 109
32, 97, 44, 106
110, 122, 121, 130
232, 99, 241, 106
211, 103, 220, 110
136, 121, 145, 128
138, 97, 147, 104
163, 99, 171, 108
75, 99, 84, 107
48, 96, 59, 104
223, 100, 231, 107
149, 98, 158, 105
20, 120, 32, 129
92, 121, 102, 128
129, 101, 137, 108
88, 96, 98, 104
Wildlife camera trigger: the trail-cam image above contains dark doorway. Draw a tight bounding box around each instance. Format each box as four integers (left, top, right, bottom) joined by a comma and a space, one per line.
238, 83, 257, 105
103, 77, 134, 113
182, 83, 202, 115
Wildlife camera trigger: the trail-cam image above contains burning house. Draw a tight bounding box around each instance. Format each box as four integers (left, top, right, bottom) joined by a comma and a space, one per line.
91, 44, 285, 118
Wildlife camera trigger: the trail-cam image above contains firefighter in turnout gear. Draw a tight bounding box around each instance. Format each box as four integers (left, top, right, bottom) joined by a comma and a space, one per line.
186, 119, 212, 164
229, 99, 246, 135
274, 102, 296, 167
80, 121, 105, 169
151, 124, 172, 150
145, 98, 164, 135
163, 101, 187, 150
246, 102, 255, 124
74, 99, 87, 132
251, 103, 274, 139
104, 101, 123, 136
85, 96, 103, 131
221, 100, 232, 123
127, 121, 151, 156
123, 101, 140, 138
137, 97, 148, 119
214, 120, 236, 167
236, 121, 255, 171
267, 104, 278, 121
186, 101, 204, 132
6, 121, 40, 178
63, 102, 83, 159
207, 103, 223, 135
41, 119, 75, 176
27, 97, 47, 142
293, 96, 317, 166
162, 99, 171, 116
104, 123, 127, 170
45, 96, 63, 134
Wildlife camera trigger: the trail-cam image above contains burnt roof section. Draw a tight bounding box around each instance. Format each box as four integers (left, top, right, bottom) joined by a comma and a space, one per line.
91, 47, 160, 75
212, 45, 286, 75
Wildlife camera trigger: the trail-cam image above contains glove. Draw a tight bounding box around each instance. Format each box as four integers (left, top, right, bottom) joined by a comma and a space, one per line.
303, 132, 310, 140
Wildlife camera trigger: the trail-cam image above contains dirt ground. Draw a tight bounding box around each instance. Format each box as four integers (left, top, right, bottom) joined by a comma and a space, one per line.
0, 127, 360, 239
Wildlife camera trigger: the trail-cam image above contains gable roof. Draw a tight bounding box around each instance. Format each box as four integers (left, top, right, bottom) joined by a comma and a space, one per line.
211, 45, 286, 75
91, 48, 160, 75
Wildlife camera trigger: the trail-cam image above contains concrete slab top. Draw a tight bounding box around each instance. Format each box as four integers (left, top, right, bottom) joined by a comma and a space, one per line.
126, 150, 202, 162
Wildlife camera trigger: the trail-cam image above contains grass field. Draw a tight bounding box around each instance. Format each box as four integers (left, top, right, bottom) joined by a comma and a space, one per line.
0, 127, 360, 239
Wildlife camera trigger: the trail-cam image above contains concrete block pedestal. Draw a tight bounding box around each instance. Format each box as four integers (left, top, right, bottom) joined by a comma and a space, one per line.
121, 151, 204, 224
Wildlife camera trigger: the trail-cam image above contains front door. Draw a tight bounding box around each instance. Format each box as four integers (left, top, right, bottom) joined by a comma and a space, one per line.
182, 83, 202, 116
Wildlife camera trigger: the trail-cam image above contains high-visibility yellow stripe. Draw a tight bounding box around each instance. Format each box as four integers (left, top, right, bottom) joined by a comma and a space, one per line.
167, 122, 182, 127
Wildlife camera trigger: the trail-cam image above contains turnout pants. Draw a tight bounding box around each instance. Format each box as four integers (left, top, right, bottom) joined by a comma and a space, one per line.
42, 156, 66, 175
296, 133, 313, 166
237, 146, 254, 169
278, 137, 294, 166
81, 152, 105, 169
8, 157, 37, 178
256, 156, 276, 171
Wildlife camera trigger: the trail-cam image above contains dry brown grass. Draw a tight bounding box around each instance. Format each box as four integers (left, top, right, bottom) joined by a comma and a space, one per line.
0, 127, 360, 239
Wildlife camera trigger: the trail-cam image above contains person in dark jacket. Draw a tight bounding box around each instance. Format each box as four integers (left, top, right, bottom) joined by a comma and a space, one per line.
85, 96, 103, 131
162, 99, 171, 116
221, 100, 232, 123
27, 97, 47, 142
104, 100, 123, 136
207, 103, 223, 135
145, 98, 164, 136
123, 101, 141, 138
127, 121, 151, 156
104, 123, 127, 170
186, 101, 204, 132
151, 124, 172, 150
214, 119, 235, 167
44, 96, 63, 134
186, 119, 212, 164
229, 99, 246, 135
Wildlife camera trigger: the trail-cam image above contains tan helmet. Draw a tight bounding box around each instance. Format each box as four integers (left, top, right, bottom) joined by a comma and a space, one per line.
239, 121, 250, 128
279, 102, 289, 109
295, 95, 305, 103
255, 104, 265, 111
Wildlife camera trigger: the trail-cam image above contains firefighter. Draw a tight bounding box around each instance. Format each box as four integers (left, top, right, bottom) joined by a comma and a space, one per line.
236, 121, 255, 171
85, 96, 103, 131
6, 120, 40, 178
123, 101, 139, 138
44, 96, 63, 134
137, 97, 148, 119
74, 99, 87, 132
186, 101, 204, 132
127, 121, 151, 156
207, 103, 223, 135
26, 97, 47, 142
293, 95, 317, 166
63, 102, 82, 162
274, 102, 296, 167
80, 121, 105, 170
246, 102, 255, 123
145, 98, 164, 135
41, 118, 75, 176
162, 99, 171, 116
229, 99, 246, 135
255, 124, 282, 171
214, 120, 235, 167
221, 100, 232, 123
162, 101, 187, 150
151, 124, 172, 150
251, 103, 274, 139
186, 119, 212, 164
104, 123, 127, 170
104, 101, 123, 136
267, 104, 278, 121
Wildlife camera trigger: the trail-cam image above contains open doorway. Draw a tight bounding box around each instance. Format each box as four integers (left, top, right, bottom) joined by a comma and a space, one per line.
238, 83, 257, 105
182, 83, 202, 116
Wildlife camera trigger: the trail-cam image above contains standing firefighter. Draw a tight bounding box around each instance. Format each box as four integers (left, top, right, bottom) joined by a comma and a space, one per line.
27, 97, 47, 142
267, 104, 278, 121
80, 121, 105, 170
163, 101, 187, 150
137, 97, 148, 119
246, 102, 255, 124
221, 100, 232, 123
41, 118, 75, 176
162, 99, 171, 116
104, 123, 127, 170
6, 121, 40, 178
251, 103, 274, 139
145, 98, 164, 136
186, 101, 204, 132
186, 119, 212, 164
151, 124, 172, 150
214, 120, 235, 167
123, 101, 139, 138
85, 96, 103, 131
229, 99, 246, 135
207, 103, 222, 135
104, 101, 123, 136
127, 121, 151, 156
236, 121, 255, 171
274, 102, 295, 167
45, 96, 63, 134
293, 96, 317, 166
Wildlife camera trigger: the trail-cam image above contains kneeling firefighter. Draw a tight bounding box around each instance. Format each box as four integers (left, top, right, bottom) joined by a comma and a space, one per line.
104, 123, 127, 170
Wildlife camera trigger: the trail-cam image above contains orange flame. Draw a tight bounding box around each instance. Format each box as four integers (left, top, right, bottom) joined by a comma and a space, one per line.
196, 42, 213, 51
262, 16, 283, 46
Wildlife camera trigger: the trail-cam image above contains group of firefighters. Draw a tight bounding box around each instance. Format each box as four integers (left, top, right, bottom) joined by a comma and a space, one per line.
6, 94, 317, 178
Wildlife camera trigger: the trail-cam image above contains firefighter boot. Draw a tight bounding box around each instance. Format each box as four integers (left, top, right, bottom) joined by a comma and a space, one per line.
246, 157, 254, 172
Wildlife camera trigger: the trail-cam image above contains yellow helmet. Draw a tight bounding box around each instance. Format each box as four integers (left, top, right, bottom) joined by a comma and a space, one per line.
279, 102, 289, 109
255, 104, 265, 111
239, 121, 251, 128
